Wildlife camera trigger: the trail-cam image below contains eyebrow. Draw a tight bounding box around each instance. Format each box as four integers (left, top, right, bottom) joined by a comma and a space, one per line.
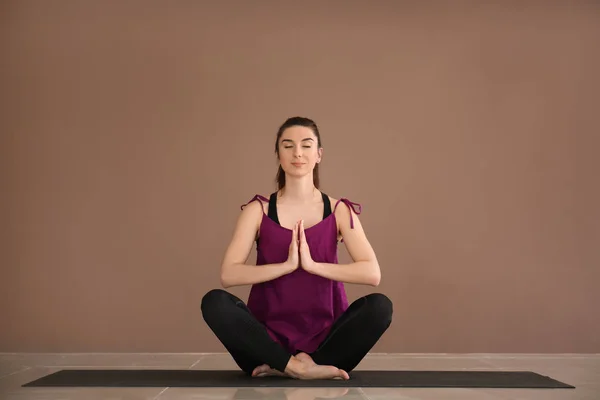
281, 138, 314, 143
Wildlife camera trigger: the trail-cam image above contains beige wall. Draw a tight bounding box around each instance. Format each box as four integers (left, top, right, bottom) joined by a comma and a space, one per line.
1, 1, 599, 353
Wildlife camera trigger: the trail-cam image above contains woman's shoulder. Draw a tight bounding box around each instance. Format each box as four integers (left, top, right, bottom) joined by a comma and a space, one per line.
326, 194, 362, 215
240, 193, 269, 215
326, 194, 363, 233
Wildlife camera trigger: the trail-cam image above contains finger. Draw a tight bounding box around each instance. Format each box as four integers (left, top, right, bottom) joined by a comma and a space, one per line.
301, 220, 307, 243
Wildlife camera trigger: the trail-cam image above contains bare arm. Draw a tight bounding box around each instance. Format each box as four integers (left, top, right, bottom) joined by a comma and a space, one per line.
220, 200, 295, 288
305, 202, 381, 286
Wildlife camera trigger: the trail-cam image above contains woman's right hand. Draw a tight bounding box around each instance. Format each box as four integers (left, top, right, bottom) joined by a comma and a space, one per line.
285, 220, 300, 271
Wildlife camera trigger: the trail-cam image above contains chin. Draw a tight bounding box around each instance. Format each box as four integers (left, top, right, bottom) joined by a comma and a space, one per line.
285, 164, 313, 171
284, 171, 308, 179
284, 167, 313, 177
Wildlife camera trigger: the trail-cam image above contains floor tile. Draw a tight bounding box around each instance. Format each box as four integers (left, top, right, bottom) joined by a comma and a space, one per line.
0, 353, 201, 368
361, 387, 504, 399
354, 355, 497, 371
0, 367, 166, 400
482, 385, 600, 400
0, 365, 31, 380
189, 354, 239, 370
484, 356, 600, 386
0, 353, 597, 400
156, 387, 368, 399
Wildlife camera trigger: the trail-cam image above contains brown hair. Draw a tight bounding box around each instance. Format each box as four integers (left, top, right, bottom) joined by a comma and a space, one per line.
274, 116, 322, 190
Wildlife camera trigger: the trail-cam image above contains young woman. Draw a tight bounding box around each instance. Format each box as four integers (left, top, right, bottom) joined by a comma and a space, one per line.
201, 117, 393, 380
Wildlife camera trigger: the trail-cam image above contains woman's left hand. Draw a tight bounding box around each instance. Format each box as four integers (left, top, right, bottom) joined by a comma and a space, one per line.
299, 220, 317, 272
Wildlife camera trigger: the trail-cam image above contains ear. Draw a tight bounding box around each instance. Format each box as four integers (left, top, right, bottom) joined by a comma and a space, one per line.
317, 147, 323, 163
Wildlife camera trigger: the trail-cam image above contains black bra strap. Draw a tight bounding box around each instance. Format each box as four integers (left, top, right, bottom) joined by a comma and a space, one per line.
322, 192, 332, 219
268, 192, 280, 224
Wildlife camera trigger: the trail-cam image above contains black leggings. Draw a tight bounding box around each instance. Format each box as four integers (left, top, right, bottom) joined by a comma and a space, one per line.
200, 289, 393, 374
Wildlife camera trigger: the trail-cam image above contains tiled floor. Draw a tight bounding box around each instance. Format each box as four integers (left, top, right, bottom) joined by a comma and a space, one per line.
0, 353, 598, 399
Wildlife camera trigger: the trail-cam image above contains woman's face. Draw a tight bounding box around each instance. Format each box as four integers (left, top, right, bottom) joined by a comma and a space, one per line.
277, 126, 322, 178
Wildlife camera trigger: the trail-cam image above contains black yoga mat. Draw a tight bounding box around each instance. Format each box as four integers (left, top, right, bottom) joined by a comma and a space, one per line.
22, 369, 574, 389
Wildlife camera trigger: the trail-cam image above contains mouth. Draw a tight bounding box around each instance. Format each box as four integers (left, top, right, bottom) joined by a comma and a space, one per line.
291, 163, 305, 167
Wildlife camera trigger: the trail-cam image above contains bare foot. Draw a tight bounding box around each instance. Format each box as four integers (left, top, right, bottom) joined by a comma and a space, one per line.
287, 353, 350, 380
251, 364, 287, 377
295, 352, 315, 364
301, 363, 349, 380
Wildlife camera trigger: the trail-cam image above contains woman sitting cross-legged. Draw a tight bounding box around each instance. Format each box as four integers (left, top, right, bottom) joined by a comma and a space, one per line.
201, 116, 393, 380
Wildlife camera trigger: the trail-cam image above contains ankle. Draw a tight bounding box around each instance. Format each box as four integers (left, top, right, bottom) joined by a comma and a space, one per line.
284, 356, 306, 378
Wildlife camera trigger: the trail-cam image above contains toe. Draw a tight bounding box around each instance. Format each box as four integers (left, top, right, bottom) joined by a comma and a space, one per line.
252, 364, 269, 377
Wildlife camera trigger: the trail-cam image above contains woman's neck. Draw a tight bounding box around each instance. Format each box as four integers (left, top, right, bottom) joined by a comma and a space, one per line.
279, 176, 317, 204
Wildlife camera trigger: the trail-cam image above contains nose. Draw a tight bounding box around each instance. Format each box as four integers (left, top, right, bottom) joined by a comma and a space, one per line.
293, 145, 302, 157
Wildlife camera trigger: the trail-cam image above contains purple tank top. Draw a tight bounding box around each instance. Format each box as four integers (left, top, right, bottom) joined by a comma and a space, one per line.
240, 193, 363, 354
